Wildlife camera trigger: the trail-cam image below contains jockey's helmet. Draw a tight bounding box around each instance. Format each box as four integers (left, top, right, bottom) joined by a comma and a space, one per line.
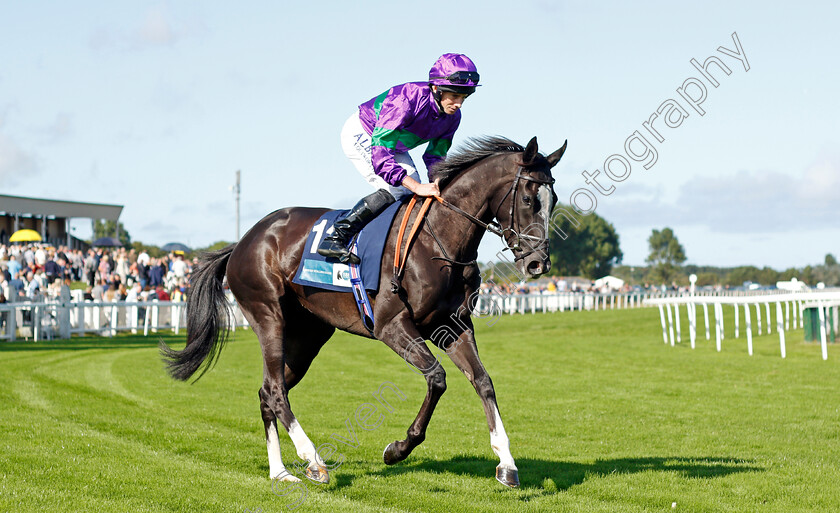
428, 53, 480, 96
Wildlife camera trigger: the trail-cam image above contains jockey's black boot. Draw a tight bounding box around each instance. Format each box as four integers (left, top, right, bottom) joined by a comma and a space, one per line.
317, 189, 395, 265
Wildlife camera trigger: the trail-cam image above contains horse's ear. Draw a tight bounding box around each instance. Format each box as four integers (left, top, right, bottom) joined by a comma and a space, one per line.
523, 136, 539, 164
547, 140, 568, 168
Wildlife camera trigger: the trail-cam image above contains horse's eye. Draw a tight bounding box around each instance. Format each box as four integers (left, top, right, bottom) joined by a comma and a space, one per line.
522, 196, 532, 205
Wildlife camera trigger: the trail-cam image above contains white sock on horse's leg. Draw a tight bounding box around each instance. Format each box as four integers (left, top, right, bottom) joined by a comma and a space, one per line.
490, 405, 517, 470
288, 418, 325, 468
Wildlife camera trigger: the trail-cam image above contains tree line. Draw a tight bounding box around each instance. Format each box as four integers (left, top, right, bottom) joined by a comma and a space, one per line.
490, 205, 838, 288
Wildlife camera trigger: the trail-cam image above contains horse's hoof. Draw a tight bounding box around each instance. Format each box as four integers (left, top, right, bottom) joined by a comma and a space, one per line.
305, 464, 329, 484
383, 441, 401, 465
495, 466, 520, 488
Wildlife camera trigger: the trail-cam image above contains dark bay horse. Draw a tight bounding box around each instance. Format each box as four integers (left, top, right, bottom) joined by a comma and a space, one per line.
161, 136, 567, 488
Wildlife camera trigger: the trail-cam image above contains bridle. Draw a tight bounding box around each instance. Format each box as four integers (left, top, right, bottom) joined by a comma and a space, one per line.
433, 166, 556, 262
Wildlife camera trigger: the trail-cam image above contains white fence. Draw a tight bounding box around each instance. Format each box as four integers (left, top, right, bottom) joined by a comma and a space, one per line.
472, 288, 785, 316
474, 291, 648, 315
4, 286, 835, 352
645, 291, 840, 360
0, 292, 249, 342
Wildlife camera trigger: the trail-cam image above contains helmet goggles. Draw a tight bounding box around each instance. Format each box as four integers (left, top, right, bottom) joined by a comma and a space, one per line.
430, 71, 480, 86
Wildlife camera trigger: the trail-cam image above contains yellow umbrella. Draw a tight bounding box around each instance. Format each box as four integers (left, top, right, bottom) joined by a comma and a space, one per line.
9, 229, 42, 242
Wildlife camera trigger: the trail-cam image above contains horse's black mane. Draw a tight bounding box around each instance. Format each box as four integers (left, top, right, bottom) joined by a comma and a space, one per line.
430, 136, 525, 188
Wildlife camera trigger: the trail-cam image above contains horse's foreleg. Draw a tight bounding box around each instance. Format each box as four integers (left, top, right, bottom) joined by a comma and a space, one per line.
445, 331, 520, 488
378, 317, 447, 465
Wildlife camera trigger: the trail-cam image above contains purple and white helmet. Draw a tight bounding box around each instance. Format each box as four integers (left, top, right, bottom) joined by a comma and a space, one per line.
428, 53, 480, 95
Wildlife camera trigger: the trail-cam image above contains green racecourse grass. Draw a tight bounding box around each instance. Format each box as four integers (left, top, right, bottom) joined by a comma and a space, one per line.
1, 307, 839, 512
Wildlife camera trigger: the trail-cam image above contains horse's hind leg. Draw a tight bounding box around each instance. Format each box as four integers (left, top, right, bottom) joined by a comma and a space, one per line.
242, 300, 331, 483
279, 303, 335, 480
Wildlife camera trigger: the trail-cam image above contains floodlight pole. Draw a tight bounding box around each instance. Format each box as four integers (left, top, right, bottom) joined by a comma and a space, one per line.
234, 170, 241, 241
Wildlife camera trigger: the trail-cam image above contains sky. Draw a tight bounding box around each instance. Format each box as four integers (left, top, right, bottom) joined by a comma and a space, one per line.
1, 1, 838, 270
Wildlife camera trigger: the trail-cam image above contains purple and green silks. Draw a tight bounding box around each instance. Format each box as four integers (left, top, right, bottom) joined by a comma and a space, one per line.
357, 82, 460, 187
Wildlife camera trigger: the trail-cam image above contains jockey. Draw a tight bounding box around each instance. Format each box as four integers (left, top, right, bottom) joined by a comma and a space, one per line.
317, 53, 480, 264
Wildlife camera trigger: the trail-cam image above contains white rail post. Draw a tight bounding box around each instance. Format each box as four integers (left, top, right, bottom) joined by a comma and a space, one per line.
765, 302, 772, 335
675, 303, 682, 343
755, 304, 762, 336
666, 303, 675, 346
658, 305, 668, 344
173, 304, 181, 334
151, 300, 160, 333
689, 301, 697, 349
703, 303, 710, 340
785, 301, 790, 331
59, 287, 71, 339
776, 302, 786, 358
33, 305, 41, 342
744, 304, 753, 356
818, 302, 829, 361
734, 304, 740, 338
143, 303, 152, 336
130, 304, 139, 334
714, 303, 722, 352
109, 304, 119, 337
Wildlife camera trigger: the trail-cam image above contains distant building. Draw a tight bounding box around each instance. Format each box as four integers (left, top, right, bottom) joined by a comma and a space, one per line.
594, 275, 625, 292
0, 194, 123, 249
776, 277, 809, 291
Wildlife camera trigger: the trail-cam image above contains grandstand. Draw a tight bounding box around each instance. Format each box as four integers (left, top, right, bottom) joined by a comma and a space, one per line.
0, 194, 123, 249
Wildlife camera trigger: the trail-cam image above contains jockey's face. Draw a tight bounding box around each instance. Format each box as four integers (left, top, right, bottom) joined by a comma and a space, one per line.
439, 91, 468, 115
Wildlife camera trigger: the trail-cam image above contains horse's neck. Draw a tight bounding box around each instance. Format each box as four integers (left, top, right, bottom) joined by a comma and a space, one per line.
432, 163, 508, 259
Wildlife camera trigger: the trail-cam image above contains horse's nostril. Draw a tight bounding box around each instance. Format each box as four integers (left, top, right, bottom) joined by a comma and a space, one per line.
527, 261, 542, 275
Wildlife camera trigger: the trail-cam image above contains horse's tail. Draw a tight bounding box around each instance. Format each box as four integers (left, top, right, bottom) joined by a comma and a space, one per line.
160, 244, 236, 381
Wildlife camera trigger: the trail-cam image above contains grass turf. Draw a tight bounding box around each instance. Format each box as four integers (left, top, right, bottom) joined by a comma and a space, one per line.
1, 307, 838, 512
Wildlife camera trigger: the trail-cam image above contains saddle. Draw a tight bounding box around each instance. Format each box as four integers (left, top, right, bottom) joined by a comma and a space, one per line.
292, 196, 439, 334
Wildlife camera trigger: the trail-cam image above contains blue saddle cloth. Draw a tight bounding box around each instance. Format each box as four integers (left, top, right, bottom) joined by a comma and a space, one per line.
292, 201, 402, 293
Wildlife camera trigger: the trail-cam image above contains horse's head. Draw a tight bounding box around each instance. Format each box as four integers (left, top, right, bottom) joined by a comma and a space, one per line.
495, 137, 567, 277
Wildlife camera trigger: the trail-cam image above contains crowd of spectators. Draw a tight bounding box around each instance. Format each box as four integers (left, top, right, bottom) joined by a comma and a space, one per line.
0, 243, 194, 304
479, 276, 676, 296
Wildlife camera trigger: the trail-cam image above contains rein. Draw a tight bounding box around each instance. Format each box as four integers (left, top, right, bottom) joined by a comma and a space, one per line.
433, 195, 502, 236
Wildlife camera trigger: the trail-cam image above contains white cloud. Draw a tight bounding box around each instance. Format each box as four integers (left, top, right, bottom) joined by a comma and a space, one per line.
136, 7, 178, 47
89, 6, 180, 52
39, 112, 73, 143
0, 133, 38, 187
592, 151, 840, 235
797, 152, 840, 204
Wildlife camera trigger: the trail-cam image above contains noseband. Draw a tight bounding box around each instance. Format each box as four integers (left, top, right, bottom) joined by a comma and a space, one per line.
493, 167, 556, 261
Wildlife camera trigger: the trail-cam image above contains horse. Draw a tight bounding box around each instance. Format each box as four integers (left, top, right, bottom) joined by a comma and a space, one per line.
160, 135, 567, 488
